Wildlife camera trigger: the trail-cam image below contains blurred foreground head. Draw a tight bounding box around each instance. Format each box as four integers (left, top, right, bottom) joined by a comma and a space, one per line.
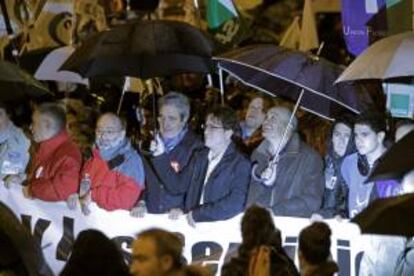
131, 228, 184, 276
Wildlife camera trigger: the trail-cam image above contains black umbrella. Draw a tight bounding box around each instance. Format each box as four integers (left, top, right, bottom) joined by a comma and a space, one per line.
351, 193, 414, 236
214, 44, 361, 121
60, 19, 214, 79
367, 131, 414, 182
0, 202, 53, 275
0, 60, 52, 101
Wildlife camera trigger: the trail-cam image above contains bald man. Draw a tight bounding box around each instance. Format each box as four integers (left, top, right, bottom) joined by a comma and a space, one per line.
247, 107, 324, 217
68, 113, 145, 212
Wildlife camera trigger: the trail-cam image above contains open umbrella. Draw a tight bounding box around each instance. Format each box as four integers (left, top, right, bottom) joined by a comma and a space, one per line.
60, 19, 214, 79
336, 32, 414, 82
351, 193, 414, 236
61, 19, 213, 114
0, 202, 53, 275
215, 44, 361, 185
215, 44, 361, 121
367, 130, 414, 182
35, 46, 89, 86
0, 60, 51, 101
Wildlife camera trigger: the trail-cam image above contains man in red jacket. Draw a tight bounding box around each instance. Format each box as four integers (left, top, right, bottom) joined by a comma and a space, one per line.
68, 113, 144, 213
26, 103, 82, 201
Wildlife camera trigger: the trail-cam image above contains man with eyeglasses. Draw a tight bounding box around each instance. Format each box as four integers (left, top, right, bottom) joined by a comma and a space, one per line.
67, 113, 145, 213
150, 105, 250, 225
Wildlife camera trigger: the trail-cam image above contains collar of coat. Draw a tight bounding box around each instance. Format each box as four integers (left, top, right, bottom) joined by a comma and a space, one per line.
37, 130, 70, 157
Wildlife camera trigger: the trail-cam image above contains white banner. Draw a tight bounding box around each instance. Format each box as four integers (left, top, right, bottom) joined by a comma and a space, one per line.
0, 184, 365, 275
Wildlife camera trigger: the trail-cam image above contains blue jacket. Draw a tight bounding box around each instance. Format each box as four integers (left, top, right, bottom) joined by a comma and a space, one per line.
0, 123, 30, 179
151, 142, 251, 222
143, 130, 204, 213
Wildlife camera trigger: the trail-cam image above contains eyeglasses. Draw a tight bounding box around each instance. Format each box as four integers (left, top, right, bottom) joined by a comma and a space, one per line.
202, 124, 225, 130
95, 129, 122, 136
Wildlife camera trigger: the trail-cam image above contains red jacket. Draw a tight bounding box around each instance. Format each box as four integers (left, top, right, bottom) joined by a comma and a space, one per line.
28, 131, 82, 202
82, 149, 142, 211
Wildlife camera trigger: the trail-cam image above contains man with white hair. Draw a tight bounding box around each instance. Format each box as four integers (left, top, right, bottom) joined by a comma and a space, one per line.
26, 103, 82, 201
247, 106, 324, 217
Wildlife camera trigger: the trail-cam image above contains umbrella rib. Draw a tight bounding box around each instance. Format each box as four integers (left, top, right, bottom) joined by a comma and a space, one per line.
214, 57, 360, 114
219, 66, 335, 121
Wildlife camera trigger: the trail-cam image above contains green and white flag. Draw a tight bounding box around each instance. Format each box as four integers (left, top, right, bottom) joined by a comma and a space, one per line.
207, 0, 238, 29
206, 0, 251, 50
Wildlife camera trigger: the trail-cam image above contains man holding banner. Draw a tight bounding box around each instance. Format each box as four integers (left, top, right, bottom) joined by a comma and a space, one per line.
68, 112, 145, 213
26, 103, 82, 202
150, 105, 251, 225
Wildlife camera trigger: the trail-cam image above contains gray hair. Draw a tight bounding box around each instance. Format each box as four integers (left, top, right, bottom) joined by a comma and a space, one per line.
158, 92, 190, 121
270, 106, 298, 131
36, 103, 67, 132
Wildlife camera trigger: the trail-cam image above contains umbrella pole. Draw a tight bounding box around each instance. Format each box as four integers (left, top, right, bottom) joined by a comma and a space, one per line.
193, 0, 202, 29
151, 79, 158, 135
117, 78, 128, 114
219, 68, 225, 105
251, 88, 306, 185
272, 88, 305, 162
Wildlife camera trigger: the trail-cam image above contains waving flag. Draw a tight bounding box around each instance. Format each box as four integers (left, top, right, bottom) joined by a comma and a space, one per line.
206, 0, 250, 49
207, 0, 238, 29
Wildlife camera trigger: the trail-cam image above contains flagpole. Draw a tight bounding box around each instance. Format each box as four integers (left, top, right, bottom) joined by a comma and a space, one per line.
193, 0, 202, 29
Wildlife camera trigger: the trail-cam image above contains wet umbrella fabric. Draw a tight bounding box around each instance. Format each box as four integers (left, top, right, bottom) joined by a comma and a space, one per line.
367, 131, 414, 182
336, 32, 414, 82
35, 46, 89, 85
0, 202, 53, 275
61, 19, 214, 79
215, 44, 361, 121
351, 193, 414, 236
0, 60, 51, 101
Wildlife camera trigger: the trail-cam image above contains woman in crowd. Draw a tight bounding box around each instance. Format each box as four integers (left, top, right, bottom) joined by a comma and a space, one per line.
317, 115, 356, 218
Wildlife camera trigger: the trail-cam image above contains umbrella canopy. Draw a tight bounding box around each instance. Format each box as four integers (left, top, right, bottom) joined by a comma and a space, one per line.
367, 130, 414, 182
0, 202, 53, 275
351, 193, 414, 236
35, 46, 89, 85
61, 19, 214, 79
0, 60, 52, 101
14, 47, 57, 74
336, 32, 414, 82
215, 44, 361, 121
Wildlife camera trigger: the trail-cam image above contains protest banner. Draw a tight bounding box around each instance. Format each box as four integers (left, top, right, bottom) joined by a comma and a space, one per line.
0, 184, 365, 275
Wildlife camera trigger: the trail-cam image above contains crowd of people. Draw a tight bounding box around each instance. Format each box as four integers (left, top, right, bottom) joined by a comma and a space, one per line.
2, 91, 413, 223
1, 88, 414, 275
